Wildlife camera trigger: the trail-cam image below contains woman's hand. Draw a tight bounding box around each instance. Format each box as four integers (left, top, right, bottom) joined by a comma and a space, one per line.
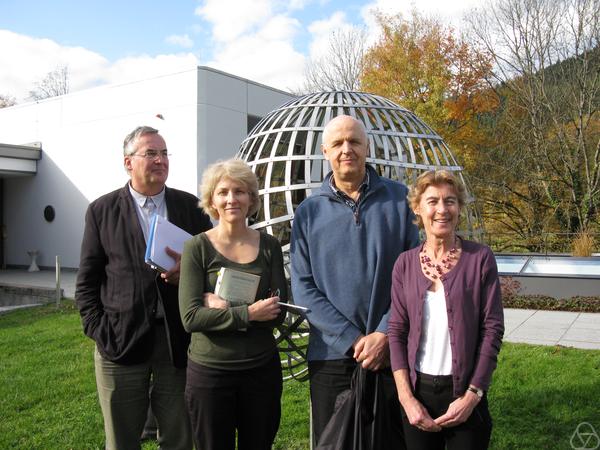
203, 293, 229, 310
434, 392, 479, 428
401, 396, 442, 432
248, 296, 281, 322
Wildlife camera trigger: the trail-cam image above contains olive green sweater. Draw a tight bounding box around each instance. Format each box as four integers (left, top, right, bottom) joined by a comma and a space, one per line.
179, 232, 287, 370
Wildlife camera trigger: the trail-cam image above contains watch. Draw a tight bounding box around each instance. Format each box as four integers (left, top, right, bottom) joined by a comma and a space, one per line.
467, 386, 484, 399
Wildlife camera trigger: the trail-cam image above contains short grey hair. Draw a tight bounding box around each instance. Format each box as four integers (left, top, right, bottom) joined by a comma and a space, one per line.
123, 126, 159, 156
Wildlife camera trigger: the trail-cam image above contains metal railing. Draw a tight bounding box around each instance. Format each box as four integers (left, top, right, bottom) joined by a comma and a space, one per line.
483, 232, 599, 255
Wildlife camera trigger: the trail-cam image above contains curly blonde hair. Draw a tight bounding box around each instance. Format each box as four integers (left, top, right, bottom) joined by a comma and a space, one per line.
199, 159, 260, 220
408, 170, 466, 228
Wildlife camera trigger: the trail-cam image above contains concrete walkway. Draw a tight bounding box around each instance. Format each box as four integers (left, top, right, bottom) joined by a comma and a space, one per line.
504, 308, 600, 350
0, 269, 76, 314
0, 269, 599, 350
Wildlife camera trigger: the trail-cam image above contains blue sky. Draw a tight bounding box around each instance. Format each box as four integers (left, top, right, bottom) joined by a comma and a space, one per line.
0, 0, 478, 101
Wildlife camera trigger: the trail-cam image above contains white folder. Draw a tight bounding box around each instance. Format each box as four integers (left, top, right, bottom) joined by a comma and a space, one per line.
145, 215, 192, 272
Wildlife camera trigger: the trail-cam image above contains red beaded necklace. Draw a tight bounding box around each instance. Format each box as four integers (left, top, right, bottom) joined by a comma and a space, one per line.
420, 237, 460, 279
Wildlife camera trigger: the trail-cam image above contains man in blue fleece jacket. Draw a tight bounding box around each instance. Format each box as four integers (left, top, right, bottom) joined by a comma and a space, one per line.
291, 115, 419, 446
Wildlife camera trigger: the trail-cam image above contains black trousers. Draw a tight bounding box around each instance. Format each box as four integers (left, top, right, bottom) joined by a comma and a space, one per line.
185, 354, 282, 450
401, 372, 492, 450
308, 358, 405, 449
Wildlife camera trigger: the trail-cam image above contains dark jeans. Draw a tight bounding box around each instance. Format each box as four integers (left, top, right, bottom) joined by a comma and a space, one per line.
308, 358, 405, 449
185, 354, 282, 450
401, 372, 492, 450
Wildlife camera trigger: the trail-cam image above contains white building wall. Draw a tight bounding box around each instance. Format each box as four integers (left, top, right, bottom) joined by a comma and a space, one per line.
0, 67, 293, 269
196, 67, 293, 172
0, 69, 200, 268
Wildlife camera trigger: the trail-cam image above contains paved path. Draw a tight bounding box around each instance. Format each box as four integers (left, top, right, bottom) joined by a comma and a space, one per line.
0, 269, 76, 314
1, 269, 599, 350
504, 308, 600, 350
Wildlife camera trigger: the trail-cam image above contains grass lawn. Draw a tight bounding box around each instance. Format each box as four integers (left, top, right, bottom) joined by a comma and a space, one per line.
1, 301, 599, 449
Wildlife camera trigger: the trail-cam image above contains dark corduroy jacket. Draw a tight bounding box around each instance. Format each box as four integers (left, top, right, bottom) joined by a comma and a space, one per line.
75, 183, 212, 367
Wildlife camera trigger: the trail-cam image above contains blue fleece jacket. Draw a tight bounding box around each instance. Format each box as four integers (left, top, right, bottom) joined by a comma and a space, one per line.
290, 165, 420, 361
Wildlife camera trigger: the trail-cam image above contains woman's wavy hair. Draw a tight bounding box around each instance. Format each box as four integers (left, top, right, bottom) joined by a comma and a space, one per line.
408, 170, 466, 228
199, 158, 259, 220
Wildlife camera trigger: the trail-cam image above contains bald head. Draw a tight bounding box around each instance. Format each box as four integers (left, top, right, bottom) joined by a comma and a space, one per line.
321, 115, 369, 188
322, 115, 367, 146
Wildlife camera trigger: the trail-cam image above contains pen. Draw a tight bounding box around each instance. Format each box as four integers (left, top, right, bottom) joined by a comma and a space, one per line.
277, 302, 309, 312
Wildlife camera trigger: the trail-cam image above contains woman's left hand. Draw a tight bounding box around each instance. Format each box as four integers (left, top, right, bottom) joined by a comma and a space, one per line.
248, 296, 281, 321
434, 393, 480, 428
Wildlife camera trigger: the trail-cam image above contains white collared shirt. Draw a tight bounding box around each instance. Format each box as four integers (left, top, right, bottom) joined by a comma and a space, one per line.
128, 183, 168, 243
128, 183, 168, 319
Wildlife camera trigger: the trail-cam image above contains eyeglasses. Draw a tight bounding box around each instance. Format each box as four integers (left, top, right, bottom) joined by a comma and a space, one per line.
132, 150, 171, 160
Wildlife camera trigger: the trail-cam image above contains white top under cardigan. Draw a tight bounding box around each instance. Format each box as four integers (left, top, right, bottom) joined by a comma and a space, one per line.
415, 286, 453, 375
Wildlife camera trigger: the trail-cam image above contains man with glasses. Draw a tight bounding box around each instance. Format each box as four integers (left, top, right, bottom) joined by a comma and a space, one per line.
76, 126, 212, 450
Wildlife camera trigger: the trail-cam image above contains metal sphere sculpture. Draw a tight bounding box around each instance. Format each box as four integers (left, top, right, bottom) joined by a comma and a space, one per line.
238, 90, 481, 250
236, 90, 481, 380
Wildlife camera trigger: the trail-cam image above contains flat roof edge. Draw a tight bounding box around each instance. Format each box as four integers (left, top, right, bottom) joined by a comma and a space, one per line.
0, 143, 42, 160
196, 66, 296, 97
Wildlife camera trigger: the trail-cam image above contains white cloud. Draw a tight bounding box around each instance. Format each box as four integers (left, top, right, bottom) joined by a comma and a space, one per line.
306, 11, 353, 58
195, 0, 273, 42
260, 14, 301, 41
360, 0, 480, 41
205, 15, 305, 91
165, 34, 194, 48
0, 30, 199, 102
0, 30, 108, 101
286, 0, 312, 10
105, 53, 199, 86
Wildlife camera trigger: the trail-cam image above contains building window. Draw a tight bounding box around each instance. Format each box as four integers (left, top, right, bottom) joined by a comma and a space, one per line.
247, 115, 262, 134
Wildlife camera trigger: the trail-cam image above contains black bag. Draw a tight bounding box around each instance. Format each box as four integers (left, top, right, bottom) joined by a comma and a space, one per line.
316, 365, 394, 450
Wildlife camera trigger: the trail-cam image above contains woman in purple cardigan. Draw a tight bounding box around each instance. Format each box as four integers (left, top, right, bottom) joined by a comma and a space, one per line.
388, 170, 504, 450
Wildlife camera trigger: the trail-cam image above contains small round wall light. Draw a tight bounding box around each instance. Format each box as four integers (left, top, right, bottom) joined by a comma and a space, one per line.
44, 205, 55, 222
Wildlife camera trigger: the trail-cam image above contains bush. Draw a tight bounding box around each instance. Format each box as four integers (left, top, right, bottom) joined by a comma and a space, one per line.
503, 294, 600, 312
571, 229, 596, 256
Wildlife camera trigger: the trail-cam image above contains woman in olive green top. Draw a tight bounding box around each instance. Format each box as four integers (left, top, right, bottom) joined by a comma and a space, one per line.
179, 159, 287, 450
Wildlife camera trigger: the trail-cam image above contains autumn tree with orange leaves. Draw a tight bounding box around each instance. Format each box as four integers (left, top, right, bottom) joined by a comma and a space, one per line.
361, 11, 499, 175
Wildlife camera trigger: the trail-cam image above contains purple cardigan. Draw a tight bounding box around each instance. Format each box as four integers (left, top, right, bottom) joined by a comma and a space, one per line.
388, 240, 504, 397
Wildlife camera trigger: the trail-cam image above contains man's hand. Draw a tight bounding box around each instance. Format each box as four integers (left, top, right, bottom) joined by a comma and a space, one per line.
353, 331, 389, 370
434, 392, 480, 428
161, 246, 181, 285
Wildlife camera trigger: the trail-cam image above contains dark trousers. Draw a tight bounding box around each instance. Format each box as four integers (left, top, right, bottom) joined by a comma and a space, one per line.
401, 372, 492, 450
308, 358, 405, 448
185, 354, 283, 450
